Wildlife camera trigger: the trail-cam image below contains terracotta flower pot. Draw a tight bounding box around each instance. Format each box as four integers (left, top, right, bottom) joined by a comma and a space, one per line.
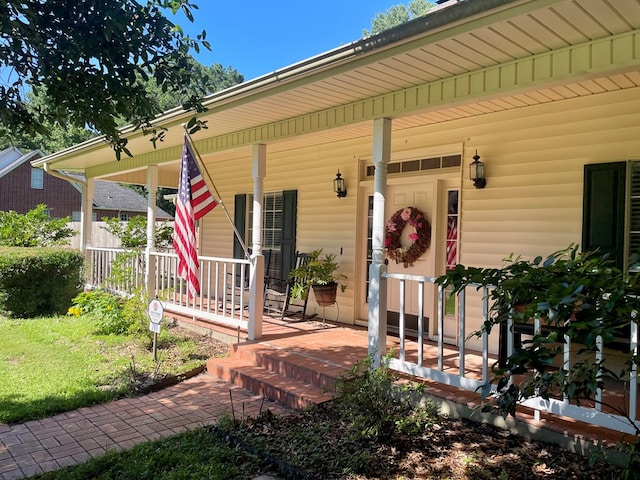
312, 283, 338, 307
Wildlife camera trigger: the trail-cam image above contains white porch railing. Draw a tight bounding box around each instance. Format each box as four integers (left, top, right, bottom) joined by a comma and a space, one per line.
86, 247, 251, 331
151, 251, 250, 330
380, 271, 640, 436
86, 247, 145, 294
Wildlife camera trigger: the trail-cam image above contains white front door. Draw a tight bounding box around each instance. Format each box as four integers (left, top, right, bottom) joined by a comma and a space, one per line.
358, 175, 460, 344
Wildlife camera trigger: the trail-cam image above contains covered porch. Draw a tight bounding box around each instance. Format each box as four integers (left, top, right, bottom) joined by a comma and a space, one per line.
86, 244, 640, 443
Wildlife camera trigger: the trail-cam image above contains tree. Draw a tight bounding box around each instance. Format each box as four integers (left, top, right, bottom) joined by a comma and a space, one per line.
0, 0, 212, 159
0, 89, 96, 154
0, 60, 243, 154
0, 204, 74, 247
363, 0, 435, 37
144, 60, 244, 112
102, 215, 173, 248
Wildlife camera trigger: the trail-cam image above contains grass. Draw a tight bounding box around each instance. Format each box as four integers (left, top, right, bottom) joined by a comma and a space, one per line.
0, 314, 625, 479
0, 314, 225, 424
32, 426, 269, 480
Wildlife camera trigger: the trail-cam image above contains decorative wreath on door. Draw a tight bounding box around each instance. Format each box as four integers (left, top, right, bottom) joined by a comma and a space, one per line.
385, 206, 431, 268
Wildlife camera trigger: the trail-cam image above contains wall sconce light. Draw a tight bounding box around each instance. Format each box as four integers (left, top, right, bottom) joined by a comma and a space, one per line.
469, 151, 486, 189
333, 170, 347, 198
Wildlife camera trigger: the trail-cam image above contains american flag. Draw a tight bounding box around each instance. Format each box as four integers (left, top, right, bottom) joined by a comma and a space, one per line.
173, 136, 217, 298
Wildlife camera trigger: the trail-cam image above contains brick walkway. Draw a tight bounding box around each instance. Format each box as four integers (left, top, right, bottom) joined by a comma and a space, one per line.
0, 375, 290, 480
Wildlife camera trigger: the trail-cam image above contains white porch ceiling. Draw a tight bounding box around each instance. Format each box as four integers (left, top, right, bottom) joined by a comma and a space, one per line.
37, 0, 640, 184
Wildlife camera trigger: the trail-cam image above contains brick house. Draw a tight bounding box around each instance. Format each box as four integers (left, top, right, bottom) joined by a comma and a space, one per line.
0, 147, 172, 220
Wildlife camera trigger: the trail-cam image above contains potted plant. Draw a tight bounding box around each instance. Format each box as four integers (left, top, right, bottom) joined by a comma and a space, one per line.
288, 249, 347, 306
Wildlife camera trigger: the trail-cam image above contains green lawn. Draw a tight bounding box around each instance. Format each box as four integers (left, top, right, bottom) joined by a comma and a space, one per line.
0, 314, 222, 424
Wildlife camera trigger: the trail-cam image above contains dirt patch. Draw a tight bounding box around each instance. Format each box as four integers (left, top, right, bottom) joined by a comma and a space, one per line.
228, 404, 622, 479
124, 324, 230, 394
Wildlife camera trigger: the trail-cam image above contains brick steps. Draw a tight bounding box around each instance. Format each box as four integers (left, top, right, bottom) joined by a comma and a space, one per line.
206, 342, 339, 410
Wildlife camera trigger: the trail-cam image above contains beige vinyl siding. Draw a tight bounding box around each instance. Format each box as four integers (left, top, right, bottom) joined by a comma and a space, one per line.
195, 86, 640, 335
197, 138, 365, 324
460, 87, 640, 269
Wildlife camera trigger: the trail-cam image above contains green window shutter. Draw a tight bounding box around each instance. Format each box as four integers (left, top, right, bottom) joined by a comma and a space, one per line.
582, 162, 626, 269
280, 190, 297, 280
233, 194, 247, 259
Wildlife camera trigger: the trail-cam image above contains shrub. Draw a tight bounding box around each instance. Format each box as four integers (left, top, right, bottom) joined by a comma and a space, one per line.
0, 247, 83, 317
101, 215, 173, 248
0, 204, 74, 247
70, 288, 152, 336
70, 289, 129, 335
334, 355, 434, 441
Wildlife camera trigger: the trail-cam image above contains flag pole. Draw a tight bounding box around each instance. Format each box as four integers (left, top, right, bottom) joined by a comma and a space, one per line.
181, 125, 251, 261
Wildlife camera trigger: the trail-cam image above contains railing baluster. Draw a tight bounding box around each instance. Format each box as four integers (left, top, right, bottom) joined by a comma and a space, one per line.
481, 287, 489, 383
630, 320, 638, 421
595, 333, 603, 412
437, 283, 444, 371
399, 279, 405, 362
459, 288, 466, 377
417, 280, 424, 366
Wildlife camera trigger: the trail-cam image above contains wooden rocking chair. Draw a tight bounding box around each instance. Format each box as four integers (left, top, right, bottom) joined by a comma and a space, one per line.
264, 251, 311, 320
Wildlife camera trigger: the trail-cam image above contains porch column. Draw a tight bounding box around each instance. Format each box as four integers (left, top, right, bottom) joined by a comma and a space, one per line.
368, 117, 391, 367
248, 144, 266, 340
81, 177, 94, 253
81, 177, 94, 287
145, 166, 158, 298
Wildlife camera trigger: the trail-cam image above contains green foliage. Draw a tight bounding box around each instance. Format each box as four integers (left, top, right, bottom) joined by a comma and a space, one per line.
69, 289, 131, 335
0, 0, 213, 158
363, 0, 435, 36
70, 285, 153, 337
33, 427, 265, 480
0, 204, 74, 247
102, 215, 173, 248
124, 184, 177, 217
437, 245, 640, 427
334, 355, 435, 441
0, 89, 95, 153
0, 247, 83, 317
288, 249, 347, 299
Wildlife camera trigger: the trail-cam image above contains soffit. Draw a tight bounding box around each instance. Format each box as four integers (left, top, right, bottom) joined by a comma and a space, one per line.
38, 0, 640, 176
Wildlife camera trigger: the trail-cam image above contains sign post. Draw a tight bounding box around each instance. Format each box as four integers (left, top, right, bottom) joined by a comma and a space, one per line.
148, 296, 164, 361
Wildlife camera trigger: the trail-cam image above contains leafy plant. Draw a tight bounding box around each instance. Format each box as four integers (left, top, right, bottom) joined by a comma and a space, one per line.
0, 204, 73, 247
288, 249, 347, 299
102, 215, 173, 248
0, 247, 83, 317
69, 289, 129, 335
334, 354, 434, 441
436, 245, 640, 467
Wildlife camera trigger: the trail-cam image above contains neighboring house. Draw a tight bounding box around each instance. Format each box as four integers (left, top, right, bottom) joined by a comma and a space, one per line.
34, 0, 640, 432
0, 147, 172, 221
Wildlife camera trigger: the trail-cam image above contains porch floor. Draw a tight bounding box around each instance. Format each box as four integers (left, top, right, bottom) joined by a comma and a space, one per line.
174, 312, 637, 455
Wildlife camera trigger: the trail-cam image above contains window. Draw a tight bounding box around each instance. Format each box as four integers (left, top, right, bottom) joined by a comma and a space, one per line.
234, 191, 297, 286
31, 168, 44, 189
250, 192, 283, 251
119, 213, 130, 221
582, 161, 640, 272
582, 162, 625, 270
72, 211, 81, 222
445, 190, 459, 271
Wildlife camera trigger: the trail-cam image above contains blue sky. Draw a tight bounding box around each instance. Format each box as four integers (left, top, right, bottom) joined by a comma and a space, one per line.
180, 1, 401, 81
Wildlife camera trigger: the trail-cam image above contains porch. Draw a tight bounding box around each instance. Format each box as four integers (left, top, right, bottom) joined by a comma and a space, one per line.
178, 312, 632, 457
87, 245, 639, 454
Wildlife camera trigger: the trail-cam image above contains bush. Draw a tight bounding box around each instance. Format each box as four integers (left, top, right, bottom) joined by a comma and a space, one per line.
70, 288, 151, 336
334, 355, 434, 441
0, 247, 84, 317
0, 204, 74, 247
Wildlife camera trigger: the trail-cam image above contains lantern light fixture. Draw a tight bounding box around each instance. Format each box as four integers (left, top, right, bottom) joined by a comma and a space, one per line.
333, 170, 347, 198
469, 151, 486, 189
